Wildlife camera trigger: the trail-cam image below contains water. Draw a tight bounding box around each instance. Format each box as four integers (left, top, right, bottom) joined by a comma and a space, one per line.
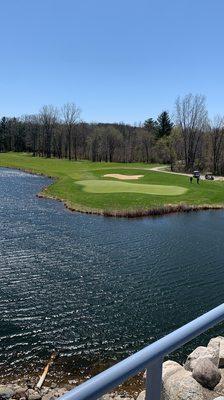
0, 167, 224, 383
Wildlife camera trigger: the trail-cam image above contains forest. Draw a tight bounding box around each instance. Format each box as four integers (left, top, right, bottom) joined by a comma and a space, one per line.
1, 93, 224, 175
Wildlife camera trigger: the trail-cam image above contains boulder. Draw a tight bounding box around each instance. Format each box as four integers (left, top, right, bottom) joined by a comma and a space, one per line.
136, 391, 145, 400
212, 368, 224, 395
184, 346, 219, 371
14, 387, 28, 395
40, 387, 49, 396
208, 337, 224, 367
50, 383, 57, 390
13, 391, 28, 400
0, 385, 15, 399
162, 360, 205, 400
162, 360, 184, 380
192, 358, 221, 389
27, 389, 41, 400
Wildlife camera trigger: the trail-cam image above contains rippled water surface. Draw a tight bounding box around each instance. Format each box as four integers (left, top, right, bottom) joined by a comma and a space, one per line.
1, 167, 224, 381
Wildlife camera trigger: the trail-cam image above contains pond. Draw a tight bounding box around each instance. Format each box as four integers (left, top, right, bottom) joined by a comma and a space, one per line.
0, 167, 224, 383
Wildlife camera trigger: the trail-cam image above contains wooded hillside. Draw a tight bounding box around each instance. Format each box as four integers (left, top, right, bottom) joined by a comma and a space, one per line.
1, 94, 224, 174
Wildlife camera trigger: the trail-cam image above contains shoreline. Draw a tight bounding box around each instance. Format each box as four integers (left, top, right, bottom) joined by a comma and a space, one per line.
1, 165, 224, 219
2, 335, 224, 400
38, 191, 224, 218
0, 367, 143, 399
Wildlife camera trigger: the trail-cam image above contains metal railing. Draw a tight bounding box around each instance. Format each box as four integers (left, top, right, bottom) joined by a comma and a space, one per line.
60, 304, 224, 400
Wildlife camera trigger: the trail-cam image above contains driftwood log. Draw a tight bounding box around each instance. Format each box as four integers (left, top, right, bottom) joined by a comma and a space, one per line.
36, 352, 57, 389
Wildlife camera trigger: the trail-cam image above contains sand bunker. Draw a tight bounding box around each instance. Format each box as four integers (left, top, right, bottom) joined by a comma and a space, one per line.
104, 174, 144, 180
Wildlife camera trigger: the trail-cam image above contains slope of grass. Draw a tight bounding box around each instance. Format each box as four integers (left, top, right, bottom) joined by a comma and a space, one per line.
0, 152, 224, 216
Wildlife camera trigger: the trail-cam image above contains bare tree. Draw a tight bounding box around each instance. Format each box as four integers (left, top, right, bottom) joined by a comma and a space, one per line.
88, 128, 103, 162
103, 127, 122, 162
22, 114, 40, 157
88, 126, 122, 162
209, 115, 224, 174
39, 105, 59, 158
138, 129, 154, 163
175, 94, 208, 171
61, 102, 81, 160
52, 124, 64, 158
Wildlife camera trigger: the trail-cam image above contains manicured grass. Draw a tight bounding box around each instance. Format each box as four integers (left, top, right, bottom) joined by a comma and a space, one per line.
76, 180, 187, 196
0, 152, 224, 215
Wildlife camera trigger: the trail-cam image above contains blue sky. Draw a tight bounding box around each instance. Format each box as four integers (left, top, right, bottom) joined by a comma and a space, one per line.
0, 0, 224, 123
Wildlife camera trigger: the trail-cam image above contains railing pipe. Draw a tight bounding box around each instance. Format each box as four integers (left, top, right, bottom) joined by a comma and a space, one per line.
59, 304, 224, 400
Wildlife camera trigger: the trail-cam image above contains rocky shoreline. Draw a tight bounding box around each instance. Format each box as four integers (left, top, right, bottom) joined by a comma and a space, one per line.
138, 335, 224, 400
0, 381, 135, 400
2, 336, 224, 400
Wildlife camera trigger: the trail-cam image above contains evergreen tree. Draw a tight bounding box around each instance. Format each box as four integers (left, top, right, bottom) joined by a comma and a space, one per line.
0, 117, 7, 152
143, 117, 158, 134
156, 111, 173, 138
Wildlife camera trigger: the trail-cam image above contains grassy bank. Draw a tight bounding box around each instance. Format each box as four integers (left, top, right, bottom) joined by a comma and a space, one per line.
0, 152, 224, 216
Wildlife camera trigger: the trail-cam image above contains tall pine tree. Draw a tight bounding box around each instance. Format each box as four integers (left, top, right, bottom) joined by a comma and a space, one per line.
156, 111, 173, 138
143, 117, 158, 136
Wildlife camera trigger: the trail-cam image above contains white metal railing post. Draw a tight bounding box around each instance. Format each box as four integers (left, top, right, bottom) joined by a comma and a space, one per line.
146, 358, 163, 400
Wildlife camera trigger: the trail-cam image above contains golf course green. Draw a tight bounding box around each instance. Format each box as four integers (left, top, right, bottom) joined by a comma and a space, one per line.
76, 179, 187, 196
0, 152, 224, 216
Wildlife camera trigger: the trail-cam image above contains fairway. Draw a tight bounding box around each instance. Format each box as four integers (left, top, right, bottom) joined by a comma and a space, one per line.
76, 180, 187, 196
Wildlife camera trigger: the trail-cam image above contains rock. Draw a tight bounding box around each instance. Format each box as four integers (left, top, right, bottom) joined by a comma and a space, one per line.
27, 389, 41, 400
213, 398, 224, 400
13, 391, 28, 400
208, 337, 224, 367
0, 385, 15, 399
42, 388, 67, 400
192, 358, 221, 389
162, 360, 184, 380
25, 381, 33, 390
162, 360, 205, 400
139, 361, 216, 400
41, 393, 56, 400
50, 384, 57, 390
210, 369, 224, 397
52, 388, 67, 397
68, 380, 78, 385
184, 346, 219, 371
136, 391, 145, 400
40, 387, 49, 396
42, 395, 56, 400
14, 388, 28, 395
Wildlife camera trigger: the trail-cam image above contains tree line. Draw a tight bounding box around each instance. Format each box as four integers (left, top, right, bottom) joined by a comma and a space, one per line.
1, 94, 224, 174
